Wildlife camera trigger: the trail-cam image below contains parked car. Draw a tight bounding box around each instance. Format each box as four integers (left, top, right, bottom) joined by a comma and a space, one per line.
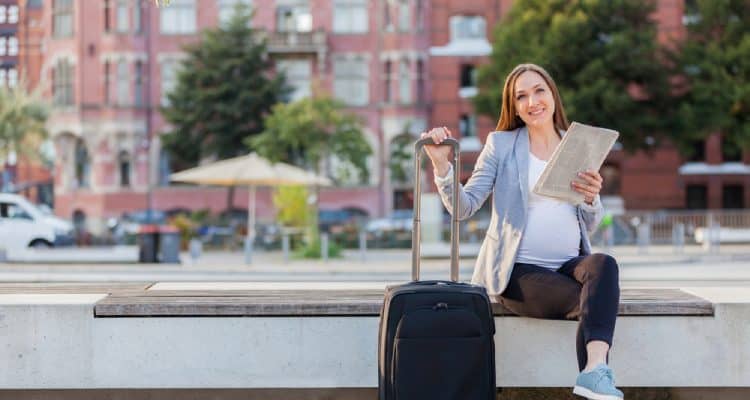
318, 208, 368, 233
365, 209, 413, 234
0, 193, 75, 251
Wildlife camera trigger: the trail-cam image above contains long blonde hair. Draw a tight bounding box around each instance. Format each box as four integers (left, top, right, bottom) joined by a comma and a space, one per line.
495, 63, 570, 132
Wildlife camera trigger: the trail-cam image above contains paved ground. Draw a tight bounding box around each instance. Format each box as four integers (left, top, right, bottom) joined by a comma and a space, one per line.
0, 244, 748, 286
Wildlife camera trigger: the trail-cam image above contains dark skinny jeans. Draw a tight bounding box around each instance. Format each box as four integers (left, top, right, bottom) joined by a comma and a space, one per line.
496, 253, 620, 371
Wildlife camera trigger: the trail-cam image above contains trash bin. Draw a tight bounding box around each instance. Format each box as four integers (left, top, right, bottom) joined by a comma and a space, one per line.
159, 225, 181, 264
138, 224, 159, 263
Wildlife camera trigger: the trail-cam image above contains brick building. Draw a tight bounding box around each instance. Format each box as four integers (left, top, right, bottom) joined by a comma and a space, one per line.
19, 0, 749, 234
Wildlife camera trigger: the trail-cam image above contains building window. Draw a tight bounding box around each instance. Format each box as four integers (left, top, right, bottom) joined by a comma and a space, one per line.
415, 0, 424, 31
104, 0, 111, 32
722, 138, 743, 162
7, 68, 16, 88
134, 0, 143, 33
397, 0, 410, 32
7, 36, 17, 56
0, 69, 5, 86
450, 15, 486, 41
383, 61, 391, 103
74, 140, 90, 188
398, 59, 410, 104
333, 57, 368, 106
7, 5, 17, 23
159, 149, 171, 186
104, 61, 111, 103
53, 59, 74, 106
688, 139, 705, 162
416, 59, 424, 103
383, 0, 392, 29
460, 64, 477, 88
686, 184, 707, 209
53, 0, 74, 38
119, 150, 131, 187
276, 4, 312, 32
134, 61, 144, 106
116, 0, 129, 33
0, 6, 6, 24
160, 0, 196, 34
683, 0, 701, 25
116, 60, 129, 105
218, 0, 253, 26
723, 185, 744, 209
276, 59, 311, 102
0, 37, 5, 56
333, 0, 367, 34
459, 114, 477, 137
600, 163, 621, 195
161, 60, 179, 106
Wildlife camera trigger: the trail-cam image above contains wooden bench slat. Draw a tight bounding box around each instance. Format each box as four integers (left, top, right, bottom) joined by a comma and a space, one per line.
94, 288, 713, 317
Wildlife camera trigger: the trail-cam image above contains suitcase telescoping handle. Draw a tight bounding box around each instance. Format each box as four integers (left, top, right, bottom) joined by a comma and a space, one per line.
412, 137, 460, 282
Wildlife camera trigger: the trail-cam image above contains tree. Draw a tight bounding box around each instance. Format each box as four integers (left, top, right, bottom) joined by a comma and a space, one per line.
474, 0, 675, 151
668, 0, 750, 155
273, 185, 310, 228
0, 84, 48, 177
248, 96, 373, 185
160, 4, 290, 171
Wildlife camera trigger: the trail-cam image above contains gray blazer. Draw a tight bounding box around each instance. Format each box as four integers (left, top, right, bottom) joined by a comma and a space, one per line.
434, 126, 604, 295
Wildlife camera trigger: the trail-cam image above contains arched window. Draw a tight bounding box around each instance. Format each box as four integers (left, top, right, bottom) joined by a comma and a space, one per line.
118, 150, 131, 187
74, 139, 90, 188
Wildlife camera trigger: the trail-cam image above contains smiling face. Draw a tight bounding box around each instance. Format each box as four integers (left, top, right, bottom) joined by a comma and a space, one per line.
513, 70, 556, 129
495, 63, 569, 133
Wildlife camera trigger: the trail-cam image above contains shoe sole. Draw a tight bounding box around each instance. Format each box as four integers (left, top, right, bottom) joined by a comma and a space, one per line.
573, 385, 623, 400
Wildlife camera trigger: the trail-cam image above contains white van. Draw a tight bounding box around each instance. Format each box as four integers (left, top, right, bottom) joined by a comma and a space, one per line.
0, 193, 74, 253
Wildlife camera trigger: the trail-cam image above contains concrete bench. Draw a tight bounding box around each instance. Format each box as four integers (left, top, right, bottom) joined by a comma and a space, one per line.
1, 282, 748, 390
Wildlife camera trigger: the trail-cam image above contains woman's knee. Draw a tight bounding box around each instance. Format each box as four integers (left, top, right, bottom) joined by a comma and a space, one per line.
587, 253, 619, 278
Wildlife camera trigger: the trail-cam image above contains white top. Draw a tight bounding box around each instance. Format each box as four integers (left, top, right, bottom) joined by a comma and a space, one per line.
515, 152, 581, 269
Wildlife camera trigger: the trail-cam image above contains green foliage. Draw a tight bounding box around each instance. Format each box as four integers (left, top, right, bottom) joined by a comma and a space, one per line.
668, 0, 750, 154
389, 124, 415, 184
294, 236, 343, 259
168, 213, 196, 250
160, 3, 290, 171
248, 96, 373, 185
474, 0, 674, 151
0, 83, 48, 166
272, 185, 310, 228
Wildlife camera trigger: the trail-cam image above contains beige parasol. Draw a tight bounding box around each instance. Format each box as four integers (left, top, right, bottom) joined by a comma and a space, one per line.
170, 153, 332, 263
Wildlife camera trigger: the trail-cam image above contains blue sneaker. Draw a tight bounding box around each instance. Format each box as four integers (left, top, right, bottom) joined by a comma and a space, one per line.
573, 364, 624, 400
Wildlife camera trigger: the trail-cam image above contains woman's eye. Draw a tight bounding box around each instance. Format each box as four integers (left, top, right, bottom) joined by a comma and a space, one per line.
516, 94, 526, 100
536, 88, 545, 93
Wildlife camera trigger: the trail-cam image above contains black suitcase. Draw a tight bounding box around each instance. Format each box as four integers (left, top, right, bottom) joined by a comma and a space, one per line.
378, 137, 496, 400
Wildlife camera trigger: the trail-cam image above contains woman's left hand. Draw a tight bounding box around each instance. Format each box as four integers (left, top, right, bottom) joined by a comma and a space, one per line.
572, 170, 603, 205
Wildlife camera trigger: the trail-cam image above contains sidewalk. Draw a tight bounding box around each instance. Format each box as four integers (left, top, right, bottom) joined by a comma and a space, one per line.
0, 244, 747, 285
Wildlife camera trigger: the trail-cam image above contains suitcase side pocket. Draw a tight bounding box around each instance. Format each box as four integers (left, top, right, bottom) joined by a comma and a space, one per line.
392, 335, 489, 400
391, 307, 489, 400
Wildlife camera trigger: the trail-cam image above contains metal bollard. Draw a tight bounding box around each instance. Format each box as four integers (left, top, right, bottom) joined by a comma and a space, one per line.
359, 230, 367, 262
321, 233, 329, 262
189, 238, 202, 261
282, 233, 290, 263
637, 222, 651, 254
707, 213, 720, 254
672, 223, 685, 254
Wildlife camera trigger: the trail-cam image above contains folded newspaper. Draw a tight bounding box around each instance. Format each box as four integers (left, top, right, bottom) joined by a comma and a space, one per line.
532, 122, 619, 204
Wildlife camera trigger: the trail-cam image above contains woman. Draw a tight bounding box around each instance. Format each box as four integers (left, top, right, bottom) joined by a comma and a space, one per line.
422, 63, 622, 400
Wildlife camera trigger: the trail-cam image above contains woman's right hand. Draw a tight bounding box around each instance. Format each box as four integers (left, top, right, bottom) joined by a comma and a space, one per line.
420, 127, 453, 177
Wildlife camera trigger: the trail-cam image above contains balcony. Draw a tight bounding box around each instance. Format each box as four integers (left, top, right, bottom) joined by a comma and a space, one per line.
262, 29, 327, 55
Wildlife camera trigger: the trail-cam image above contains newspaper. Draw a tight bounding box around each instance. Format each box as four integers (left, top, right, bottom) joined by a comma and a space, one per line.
532, 122, 619, 204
